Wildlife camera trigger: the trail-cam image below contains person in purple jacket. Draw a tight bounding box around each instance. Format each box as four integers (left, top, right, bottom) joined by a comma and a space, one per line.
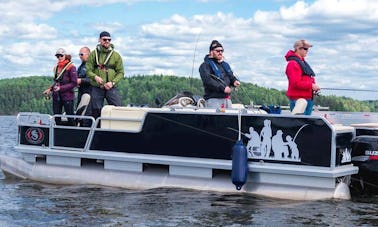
43, 48, 78, 125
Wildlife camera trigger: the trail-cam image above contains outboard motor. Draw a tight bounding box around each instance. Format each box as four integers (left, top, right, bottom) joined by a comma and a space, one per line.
351, 135, 378, 193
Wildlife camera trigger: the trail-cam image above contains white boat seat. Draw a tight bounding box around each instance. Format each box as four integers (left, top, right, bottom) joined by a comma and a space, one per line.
101, 105, 148, 131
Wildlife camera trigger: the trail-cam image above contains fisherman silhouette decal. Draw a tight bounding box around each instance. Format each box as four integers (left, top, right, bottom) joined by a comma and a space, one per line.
244, 119, 308, 162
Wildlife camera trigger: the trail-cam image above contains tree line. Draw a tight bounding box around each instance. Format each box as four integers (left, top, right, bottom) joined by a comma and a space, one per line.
0, 75, 377, 115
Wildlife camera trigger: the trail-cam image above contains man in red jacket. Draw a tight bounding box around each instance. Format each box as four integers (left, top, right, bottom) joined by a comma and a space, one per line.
285, 39, 320, 115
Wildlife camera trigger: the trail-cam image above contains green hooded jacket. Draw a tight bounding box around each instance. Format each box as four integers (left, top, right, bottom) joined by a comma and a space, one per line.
86, 44, 124, 87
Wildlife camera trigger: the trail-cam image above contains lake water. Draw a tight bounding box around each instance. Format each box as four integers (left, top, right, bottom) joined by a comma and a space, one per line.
1, 114, 378, 226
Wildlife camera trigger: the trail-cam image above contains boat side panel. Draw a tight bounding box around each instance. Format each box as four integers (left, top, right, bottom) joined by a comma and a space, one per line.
242, 116, 332, 167
89, 113, 333, 167
90, 114, 236, 160
19, 126, 49, 147
335, 132, 353, 166
54, 128, 89, 148
19, 126, 90, 149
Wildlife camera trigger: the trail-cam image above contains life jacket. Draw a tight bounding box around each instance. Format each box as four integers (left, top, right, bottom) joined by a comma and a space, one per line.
206, 57, 233, 80
95, 46, 114, 70
287, 56, 315, 77
54, 61, 73, 82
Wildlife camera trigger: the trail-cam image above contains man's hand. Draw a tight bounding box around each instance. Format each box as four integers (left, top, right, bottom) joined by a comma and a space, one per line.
312, 83, 320, 92
53, 85, 60, 92
95, 75, 103, 85
104, 81, 114, 90
234, 81, 241, 87
224, 86, 232, 94
43, 88, 51, 95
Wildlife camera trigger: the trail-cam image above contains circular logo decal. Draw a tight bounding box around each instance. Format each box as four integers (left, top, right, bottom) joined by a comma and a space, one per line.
25, 127, 44, 144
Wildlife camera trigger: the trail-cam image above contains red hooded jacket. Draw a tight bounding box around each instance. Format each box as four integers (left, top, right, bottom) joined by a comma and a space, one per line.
285, 50, 315, 100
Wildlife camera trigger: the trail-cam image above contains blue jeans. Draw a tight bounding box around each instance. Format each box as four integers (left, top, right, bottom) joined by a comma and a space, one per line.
289, 99, 314, 115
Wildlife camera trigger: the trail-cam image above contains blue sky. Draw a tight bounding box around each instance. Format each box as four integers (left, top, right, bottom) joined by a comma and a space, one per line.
2, 0, 378, 100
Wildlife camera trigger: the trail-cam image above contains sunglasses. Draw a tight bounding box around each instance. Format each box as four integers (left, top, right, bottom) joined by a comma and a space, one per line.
55, 54, 64, 58
102, 38, 111, 42
79, 53, 86, 57
300, 47, 309, 51
214, 49, 224, 53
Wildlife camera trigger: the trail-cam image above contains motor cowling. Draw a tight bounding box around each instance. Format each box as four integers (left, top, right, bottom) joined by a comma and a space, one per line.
351, 135, 378, 193
352, 135, 378, 159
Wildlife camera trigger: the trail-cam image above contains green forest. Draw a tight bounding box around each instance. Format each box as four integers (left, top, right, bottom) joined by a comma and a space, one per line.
0, 75, 377, 115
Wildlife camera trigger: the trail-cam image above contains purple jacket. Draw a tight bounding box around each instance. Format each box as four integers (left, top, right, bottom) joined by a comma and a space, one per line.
52, 64, 78, 101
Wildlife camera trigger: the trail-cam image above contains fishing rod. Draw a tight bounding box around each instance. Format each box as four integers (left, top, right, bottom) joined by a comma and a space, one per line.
210, 74, 228, 87
219, 65, 256, 105
190, 32, 201, 90
322, 88, 378, 92
190, 33, 201, 79
210, 72, 256, 107
210, 73, 241, 93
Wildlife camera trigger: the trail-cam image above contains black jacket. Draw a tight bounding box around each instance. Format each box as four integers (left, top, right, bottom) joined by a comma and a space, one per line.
199, 55, 237, 100
77, 61, 91, 95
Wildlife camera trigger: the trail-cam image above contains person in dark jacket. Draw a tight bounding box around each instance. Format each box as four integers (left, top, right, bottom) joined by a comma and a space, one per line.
86, 31, 124, 119
77, 47, 91, 107
43, 48, 78, 125
199, 40, 240, 109
75, 46, 92, 127
285, 39, 320, 115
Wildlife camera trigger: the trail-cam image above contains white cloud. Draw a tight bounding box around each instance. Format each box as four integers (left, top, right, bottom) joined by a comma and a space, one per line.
2, 0, 378, 100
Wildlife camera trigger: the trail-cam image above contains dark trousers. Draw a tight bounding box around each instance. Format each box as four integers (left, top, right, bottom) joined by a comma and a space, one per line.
90, 86, 122, 119
53, 99, 75, 125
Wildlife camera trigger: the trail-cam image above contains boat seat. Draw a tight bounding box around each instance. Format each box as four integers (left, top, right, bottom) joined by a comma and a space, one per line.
100, 105, 148, 131
291, 98, 307, 115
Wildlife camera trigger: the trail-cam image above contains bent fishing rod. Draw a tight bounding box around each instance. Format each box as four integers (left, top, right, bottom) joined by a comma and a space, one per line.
209, 73, 256, 105
321, 88, 378, 92
209, 73, 241, 92
189, 32, 201, 90
210, 74, 228, 87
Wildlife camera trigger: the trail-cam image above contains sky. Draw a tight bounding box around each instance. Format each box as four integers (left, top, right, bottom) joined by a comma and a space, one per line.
1, 0, 378, 100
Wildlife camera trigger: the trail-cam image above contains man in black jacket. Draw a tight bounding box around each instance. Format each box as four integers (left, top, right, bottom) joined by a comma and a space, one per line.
76, 46, 92, 126
77, 46, 91, 112
199, 40, 240, 109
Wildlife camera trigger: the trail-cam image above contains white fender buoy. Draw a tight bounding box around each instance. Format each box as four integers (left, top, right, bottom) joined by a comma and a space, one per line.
333, 182, 351, 200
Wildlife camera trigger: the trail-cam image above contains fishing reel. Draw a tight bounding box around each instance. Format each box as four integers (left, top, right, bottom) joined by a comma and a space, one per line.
313, 90, 321, 96
44, 93, 52, 100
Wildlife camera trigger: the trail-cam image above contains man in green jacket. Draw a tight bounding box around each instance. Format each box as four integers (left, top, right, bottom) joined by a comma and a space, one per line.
86, 31, 124, 119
